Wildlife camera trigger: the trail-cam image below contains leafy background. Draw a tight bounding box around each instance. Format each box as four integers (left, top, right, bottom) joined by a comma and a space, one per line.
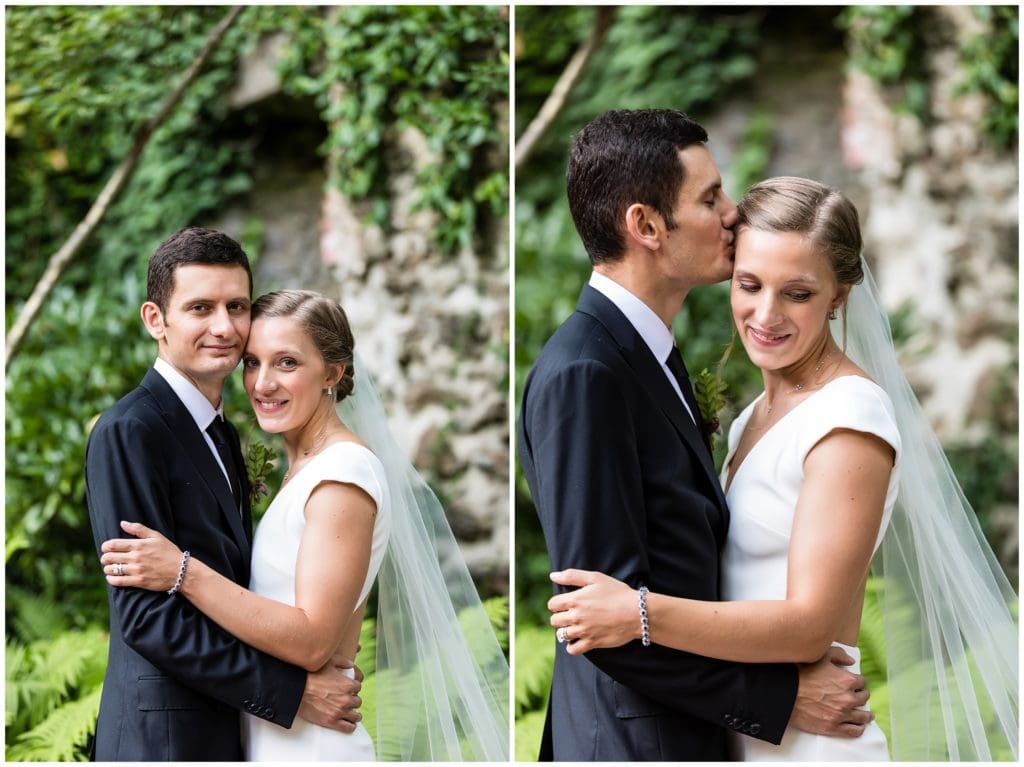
513, 5, 1018, 760
5, 6, 508, 760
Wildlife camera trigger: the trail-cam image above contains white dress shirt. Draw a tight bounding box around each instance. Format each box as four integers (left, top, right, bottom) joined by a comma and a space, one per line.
588, 271, 697, 424
153, 357, 238, 501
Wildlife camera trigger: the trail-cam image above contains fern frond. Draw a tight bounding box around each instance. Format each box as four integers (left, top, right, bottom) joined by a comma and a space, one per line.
514, 624, 555, 718
482, 595, 510, 652
7, 587, 67, 642
6, 629, 108, 736
6, 684, 102, 762
514, 708, 547, 761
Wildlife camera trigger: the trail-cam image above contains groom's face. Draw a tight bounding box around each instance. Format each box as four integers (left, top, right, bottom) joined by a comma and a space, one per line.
659, 144, 738, 286
143, 264, 252, 390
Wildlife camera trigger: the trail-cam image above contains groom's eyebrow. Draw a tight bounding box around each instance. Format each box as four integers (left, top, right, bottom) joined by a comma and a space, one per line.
699, 179, 723, 197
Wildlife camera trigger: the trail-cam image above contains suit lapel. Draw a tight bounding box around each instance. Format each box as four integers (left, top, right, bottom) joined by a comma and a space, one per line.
140, 369, 251, 559
576, 286, 728, 517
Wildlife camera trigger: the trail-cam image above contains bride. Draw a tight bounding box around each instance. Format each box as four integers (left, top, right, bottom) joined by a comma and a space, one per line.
547, 178, 1017, 761
100, 290, 508, 761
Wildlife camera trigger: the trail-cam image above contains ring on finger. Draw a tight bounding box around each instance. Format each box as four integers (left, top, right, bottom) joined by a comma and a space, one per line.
556, 626, 568, 644
114, 562, 124, 577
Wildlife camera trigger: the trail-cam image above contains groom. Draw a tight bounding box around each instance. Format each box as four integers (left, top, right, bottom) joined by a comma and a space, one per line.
86, 228, 361, 760
518, 110, 873, 760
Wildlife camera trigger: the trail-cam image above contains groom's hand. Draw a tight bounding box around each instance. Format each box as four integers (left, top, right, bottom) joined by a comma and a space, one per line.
789, 646, 873, 737
298, 653, 362, 733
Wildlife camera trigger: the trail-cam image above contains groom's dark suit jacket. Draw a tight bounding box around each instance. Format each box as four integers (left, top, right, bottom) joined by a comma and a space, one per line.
85, 367, 307, 761
518, 285, 799, 761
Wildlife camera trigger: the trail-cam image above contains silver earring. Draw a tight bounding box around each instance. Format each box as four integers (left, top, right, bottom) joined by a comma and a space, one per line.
828, 308, 838, 321
326, 386, 334, 399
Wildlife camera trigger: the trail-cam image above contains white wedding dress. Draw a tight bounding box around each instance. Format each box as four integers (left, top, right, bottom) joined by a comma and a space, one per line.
721, 375, 900, 761
242, 441, 391, 761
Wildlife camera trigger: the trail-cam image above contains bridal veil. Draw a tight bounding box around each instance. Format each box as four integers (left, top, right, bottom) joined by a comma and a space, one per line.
339, 354, 508, 761
837, 260, 1017, 760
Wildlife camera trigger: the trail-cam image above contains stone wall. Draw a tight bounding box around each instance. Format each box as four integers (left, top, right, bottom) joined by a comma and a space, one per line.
214, 43, 509, 591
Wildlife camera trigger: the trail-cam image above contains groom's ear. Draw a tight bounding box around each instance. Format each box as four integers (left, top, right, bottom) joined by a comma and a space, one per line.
140, 301, 167, 342
623, 203, 661, 253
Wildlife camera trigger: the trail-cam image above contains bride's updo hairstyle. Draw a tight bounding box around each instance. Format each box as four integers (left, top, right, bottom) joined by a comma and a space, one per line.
738, 176, 865, 292
252, 290, 355, 402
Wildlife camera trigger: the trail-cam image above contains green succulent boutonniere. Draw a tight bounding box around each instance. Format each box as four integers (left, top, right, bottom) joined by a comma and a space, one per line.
693, 368, 728, 451
245, 440, 278, 505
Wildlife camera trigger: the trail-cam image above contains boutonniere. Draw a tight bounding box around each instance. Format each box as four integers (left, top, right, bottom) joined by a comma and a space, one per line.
245, 440, 278, 505
693, 368, 727, 450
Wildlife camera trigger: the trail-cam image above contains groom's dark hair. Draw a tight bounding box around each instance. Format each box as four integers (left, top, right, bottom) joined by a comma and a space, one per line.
566, 109, 708, 265
147, 227, 254, 312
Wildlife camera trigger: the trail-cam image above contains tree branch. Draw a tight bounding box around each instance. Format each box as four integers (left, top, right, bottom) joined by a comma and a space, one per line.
6, 6, 246, 369
514, 7, 616, 169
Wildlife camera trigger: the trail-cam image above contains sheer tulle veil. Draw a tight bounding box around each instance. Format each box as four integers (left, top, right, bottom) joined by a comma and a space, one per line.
338, 353, 508, 760
835, 260, 1017, 760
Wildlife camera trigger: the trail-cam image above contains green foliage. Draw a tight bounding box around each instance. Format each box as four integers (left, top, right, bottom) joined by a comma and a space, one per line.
957, 6, 1019, 148
693, 367, 729, 452
277, 6, 508, 252
359, 595, 509, 760
839, 5, 1019, 148
838, 6, 930, 119
245, 439, 280, 507
728, 110, 774, 200
513, 624, 555, 759
6, 629, 108, 761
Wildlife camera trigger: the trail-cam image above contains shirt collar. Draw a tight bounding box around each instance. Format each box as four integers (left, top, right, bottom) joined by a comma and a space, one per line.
589, 271, 676, 364
153, 357, 224, 432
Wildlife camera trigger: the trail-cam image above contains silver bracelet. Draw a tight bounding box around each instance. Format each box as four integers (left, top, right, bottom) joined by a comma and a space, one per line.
638, 585, 651, 647
167, 550, 191, 595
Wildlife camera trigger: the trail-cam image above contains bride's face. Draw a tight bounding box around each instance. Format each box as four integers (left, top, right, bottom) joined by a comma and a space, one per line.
242, 316, 335, 435
731, 228, 843, 372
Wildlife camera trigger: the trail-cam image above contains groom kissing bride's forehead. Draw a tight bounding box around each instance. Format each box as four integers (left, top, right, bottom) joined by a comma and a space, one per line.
518, 109, 877, 761
85, 228, 362, 761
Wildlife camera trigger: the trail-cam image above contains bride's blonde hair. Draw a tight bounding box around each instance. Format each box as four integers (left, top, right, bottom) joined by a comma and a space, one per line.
738, 176, 865, 288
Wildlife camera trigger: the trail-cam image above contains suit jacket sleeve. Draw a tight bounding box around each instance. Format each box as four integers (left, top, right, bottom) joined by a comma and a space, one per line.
86, 413, 307, 727
524, 359, 798, 744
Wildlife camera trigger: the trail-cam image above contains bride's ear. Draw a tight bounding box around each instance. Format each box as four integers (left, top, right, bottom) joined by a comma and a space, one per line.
832, 283, 852, 312
324, 364, 344, 389
140, 302, 166, 342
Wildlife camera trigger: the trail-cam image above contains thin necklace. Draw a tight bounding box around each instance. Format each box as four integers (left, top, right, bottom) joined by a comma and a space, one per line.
283, 428, 329, 482
764, 347, 839, 415
746, 348, 841, 434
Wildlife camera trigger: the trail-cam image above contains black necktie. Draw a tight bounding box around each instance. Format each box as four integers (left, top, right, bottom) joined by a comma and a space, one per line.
206, 416, 241, 508
665, 345, 703, 432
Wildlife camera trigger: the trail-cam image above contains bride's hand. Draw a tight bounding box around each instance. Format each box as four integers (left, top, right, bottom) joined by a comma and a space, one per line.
100, 521, 183, 592
548, 569, 641, 655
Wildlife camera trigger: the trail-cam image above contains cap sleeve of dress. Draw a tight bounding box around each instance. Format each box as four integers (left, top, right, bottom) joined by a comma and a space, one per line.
303, 442, 387, 514
794, 376, 902, 467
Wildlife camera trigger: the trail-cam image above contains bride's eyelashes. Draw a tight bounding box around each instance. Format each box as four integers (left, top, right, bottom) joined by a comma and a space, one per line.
736, 282, 815, 302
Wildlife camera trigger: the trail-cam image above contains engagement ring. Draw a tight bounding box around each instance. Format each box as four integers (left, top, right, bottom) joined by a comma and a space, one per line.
114, 563, 124, 576
556, 627, 568, 643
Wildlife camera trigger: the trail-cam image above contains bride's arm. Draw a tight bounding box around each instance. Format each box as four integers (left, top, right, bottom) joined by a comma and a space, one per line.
101, 480, 375, 672
549, 428, 894, 663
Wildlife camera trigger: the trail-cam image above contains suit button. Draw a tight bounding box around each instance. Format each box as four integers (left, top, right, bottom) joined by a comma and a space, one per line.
723, 714, 733, 724
266, 708, 275, 718
750, 723, 761, 735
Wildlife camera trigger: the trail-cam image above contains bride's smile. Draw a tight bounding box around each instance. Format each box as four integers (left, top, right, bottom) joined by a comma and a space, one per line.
731, 228, 847, 382
242, 316, 340, 439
